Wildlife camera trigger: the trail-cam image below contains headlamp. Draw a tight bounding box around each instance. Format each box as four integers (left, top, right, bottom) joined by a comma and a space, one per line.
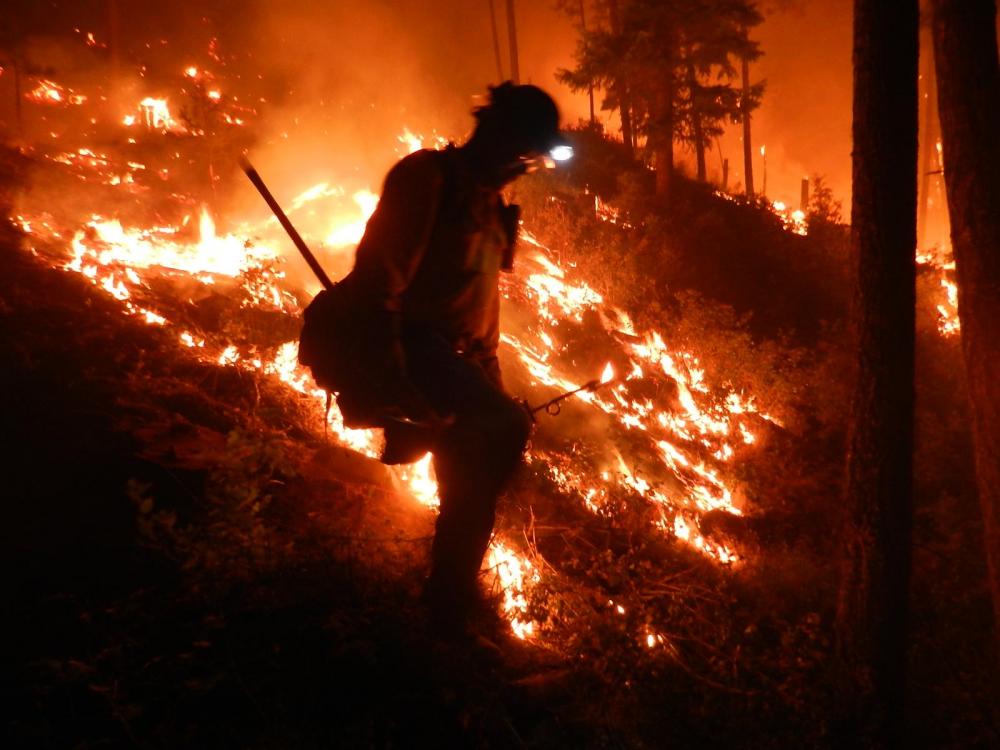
549, 144, 574, 162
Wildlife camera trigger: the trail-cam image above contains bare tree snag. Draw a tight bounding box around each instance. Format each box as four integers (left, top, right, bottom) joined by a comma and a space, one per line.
741, 46, 754, 198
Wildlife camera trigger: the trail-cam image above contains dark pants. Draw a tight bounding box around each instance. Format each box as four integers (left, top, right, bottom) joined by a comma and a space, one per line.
395, 329, 532, 608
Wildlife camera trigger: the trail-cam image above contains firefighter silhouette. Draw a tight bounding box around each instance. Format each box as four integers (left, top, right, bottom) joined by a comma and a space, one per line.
317, 83, 565, 632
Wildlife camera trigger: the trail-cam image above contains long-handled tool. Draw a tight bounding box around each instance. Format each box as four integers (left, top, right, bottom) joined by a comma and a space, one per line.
239, 156, 335, 291
530, 376, 617, 416
240, 157, 449, 432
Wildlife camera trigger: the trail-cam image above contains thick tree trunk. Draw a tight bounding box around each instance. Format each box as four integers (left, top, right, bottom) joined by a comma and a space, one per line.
741, 52, 754, 198
932, 0, 1000, 647
836, 0, 919, 745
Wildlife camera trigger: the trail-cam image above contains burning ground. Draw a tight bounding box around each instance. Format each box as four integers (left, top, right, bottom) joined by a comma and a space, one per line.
1, 24, 994, 750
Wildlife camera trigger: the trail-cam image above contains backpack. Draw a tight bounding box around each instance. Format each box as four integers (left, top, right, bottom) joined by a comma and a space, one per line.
297, 147, 516, 427
298, 282, 353, 395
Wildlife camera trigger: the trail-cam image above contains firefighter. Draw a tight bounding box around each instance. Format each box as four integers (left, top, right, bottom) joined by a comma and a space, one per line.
333, 82, 564, 633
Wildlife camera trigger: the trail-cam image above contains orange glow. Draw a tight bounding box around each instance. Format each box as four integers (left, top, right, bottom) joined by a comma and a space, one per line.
16, 111, 783, 639
139, 97, 183, 131
28, 79, 86, 105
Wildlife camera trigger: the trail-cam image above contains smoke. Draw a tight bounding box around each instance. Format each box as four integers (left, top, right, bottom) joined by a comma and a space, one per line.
221, 0, 588, 199
5, 0, 860, 242
711, 0, 853, 207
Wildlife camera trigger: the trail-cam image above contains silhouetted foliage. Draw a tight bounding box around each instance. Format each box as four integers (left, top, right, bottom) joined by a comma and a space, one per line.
558, 0, 764, 190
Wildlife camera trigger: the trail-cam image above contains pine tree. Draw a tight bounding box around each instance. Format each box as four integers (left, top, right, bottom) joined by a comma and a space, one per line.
836, 0, 919, 744
558, 0, 763, 196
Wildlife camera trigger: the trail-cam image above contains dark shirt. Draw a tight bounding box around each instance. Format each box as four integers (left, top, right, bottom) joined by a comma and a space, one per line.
342, 146, 513, 386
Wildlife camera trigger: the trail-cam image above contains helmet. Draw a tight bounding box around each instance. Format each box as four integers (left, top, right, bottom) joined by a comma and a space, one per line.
474, 82, 563, 155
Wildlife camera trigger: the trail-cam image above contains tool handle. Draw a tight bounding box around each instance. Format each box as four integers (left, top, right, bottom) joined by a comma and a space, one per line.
530, 379, 603, 415
240, 156, 335, 291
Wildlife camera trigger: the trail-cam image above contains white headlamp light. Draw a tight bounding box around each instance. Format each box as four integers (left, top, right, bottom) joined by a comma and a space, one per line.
549, 144, 574, 162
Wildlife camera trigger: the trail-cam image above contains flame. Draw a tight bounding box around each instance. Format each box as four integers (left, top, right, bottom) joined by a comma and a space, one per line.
324, 190, 379, 248
67, 211, 276, 280
139, 97, 183, 131
486, 541, 540, 640
917, 242, 960, 336
600, 362, 615, 384
27, 79, 87, 106
398, 128, 423, 154
770, 200, 808, 236
18, 103, 783, 639
397, 127, 448, 155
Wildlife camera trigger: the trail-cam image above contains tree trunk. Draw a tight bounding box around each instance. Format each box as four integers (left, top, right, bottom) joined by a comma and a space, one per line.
506, 0, 520, 84
917, 26, 938, 252
688, 62, 706, 182
932, 0, 1000, 649
607, 0, 634, 155
580, 0, 596, 125
836, 0, 919, 745
654, 66, 674, 200
488, 0, 505, 81
620, 90, 635, 153
741, 50, 754, 198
